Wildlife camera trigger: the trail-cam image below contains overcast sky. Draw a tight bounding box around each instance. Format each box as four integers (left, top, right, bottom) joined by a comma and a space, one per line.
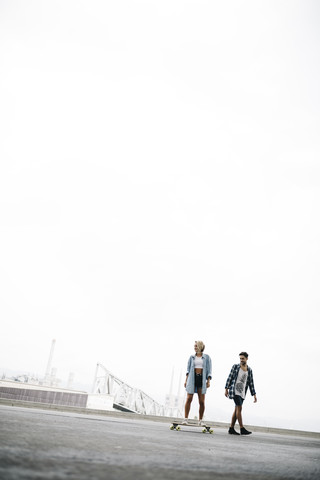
1, 0, 319, 432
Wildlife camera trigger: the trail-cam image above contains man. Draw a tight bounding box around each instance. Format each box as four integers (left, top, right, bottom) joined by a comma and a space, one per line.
225, 351, 257, 435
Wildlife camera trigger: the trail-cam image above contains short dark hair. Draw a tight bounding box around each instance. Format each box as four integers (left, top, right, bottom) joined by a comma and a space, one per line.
239, 351, 248, 358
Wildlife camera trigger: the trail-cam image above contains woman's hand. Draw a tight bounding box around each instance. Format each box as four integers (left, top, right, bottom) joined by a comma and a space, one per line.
225, 388, 229, 397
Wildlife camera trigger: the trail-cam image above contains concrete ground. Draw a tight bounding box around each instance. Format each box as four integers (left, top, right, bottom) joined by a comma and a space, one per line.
0, 405, 319, 480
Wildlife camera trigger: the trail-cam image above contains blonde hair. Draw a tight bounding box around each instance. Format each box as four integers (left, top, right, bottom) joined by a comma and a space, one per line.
195, 340, 205, 352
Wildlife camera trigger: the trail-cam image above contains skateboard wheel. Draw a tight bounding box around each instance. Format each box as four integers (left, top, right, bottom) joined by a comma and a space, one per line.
202, 428, 207, 433
209, 429, 214, 434
170, 425, 175, 430
176, 426, 181, 431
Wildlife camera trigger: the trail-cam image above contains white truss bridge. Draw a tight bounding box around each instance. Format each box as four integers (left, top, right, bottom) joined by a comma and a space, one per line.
92, 363, 183, 417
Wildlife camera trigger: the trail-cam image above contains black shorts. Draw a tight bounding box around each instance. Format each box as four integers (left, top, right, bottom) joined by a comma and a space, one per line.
195, 373, 203, 391
234, 395, 244, 406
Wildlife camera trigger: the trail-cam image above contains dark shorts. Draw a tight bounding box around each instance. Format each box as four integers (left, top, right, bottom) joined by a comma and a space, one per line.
195, 373, 203, 392
234, 395, 244, 406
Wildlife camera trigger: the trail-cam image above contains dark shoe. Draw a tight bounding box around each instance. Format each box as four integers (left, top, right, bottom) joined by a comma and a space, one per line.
240, 427, 252, 435
228, 427, 240, 435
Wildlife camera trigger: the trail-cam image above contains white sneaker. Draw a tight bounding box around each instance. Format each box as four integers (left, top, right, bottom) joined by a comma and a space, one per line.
188, 418, 197, 424
182, 419, 188, 425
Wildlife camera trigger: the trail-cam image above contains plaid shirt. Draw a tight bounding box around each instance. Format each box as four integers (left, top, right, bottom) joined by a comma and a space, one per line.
225, 364, 256, 399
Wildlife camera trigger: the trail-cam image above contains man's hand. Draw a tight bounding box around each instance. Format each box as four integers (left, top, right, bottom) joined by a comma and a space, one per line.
206, 379, 211, 388
225, 388, 229, 397
253, 395, 257, 403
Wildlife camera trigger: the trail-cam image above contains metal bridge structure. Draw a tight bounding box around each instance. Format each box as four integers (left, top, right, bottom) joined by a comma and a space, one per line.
92, 363, 184, 418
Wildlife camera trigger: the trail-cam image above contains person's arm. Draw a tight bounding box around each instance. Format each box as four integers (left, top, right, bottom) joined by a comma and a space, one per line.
249, 368, 257, 402
224, 364, 236, 396
206, 355, 212, 388
184, 356, 192, 388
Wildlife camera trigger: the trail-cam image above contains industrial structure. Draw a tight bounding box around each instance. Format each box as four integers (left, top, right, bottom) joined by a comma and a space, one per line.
1, 340, 184, 417
92, 363, 184, 417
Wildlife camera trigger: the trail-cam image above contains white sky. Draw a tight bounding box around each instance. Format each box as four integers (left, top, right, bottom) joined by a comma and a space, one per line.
0, 0, 319, 432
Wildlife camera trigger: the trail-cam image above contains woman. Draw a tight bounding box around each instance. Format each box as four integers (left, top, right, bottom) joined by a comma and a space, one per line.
184, 340, 212, 424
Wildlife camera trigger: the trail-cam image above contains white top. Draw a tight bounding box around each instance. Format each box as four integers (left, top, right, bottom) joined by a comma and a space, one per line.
194, 356, 204, 369
235, 368, 248, 399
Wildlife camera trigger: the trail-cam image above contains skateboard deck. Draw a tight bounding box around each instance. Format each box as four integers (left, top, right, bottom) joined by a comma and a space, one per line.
170, 420, 214, 434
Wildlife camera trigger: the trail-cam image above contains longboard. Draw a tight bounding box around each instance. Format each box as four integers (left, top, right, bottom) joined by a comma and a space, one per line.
170, 420, 214, 434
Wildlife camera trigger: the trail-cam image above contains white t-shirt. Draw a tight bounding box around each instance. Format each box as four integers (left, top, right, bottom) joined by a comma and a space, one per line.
194, 356, 204, 369
235, 368, 248, 399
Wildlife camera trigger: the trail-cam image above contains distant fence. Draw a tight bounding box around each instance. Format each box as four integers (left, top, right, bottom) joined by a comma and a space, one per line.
0, 385, 88, 408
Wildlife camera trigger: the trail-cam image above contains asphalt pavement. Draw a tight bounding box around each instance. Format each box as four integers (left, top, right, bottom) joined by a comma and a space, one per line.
0, 404, 319, 480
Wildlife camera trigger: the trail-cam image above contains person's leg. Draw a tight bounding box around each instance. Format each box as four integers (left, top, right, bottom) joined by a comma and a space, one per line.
229, 397, 241, 435
184, 394, 193, 419
197, 391, 205, 420
237, 404, 252, 435
234, 399, 251, 435
231, 407, 237, 428
235, 406, 243, 428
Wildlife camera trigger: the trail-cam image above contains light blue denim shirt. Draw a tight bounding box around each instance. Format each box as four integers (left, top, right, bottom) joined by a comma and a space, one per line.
185, 354, 212, 394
